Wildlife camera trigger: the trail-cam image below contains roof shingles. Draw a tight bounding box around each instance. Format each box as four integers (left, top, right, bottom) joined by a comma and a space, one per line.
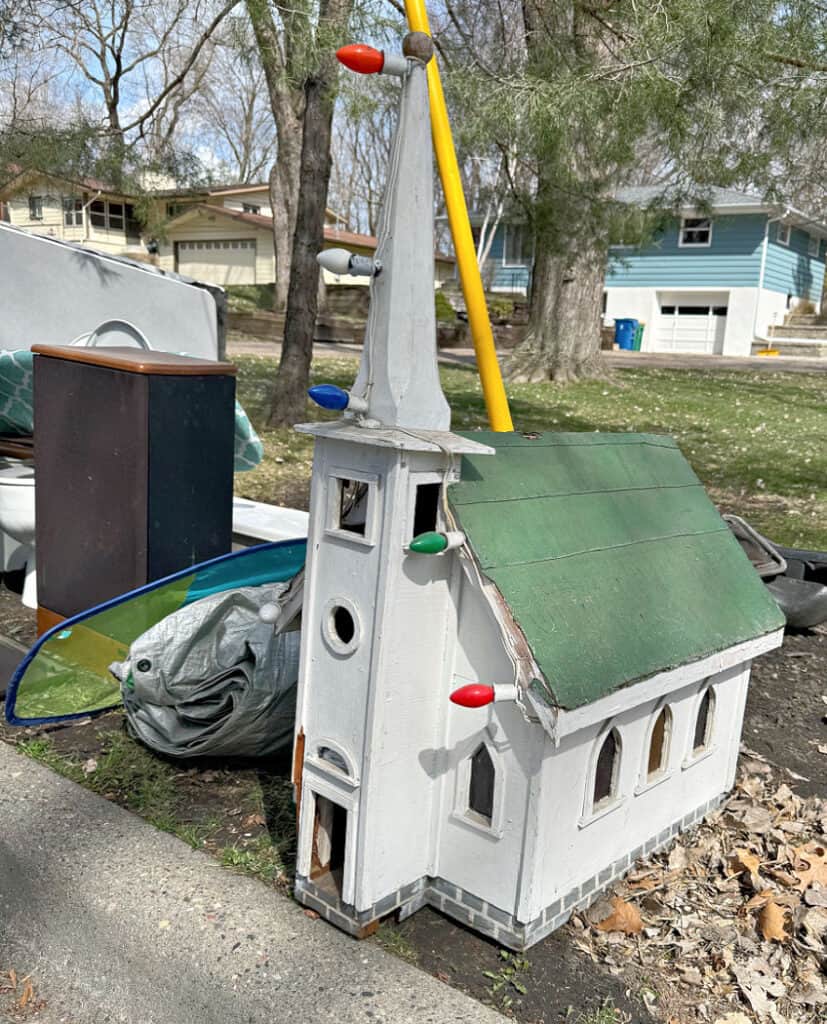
451, 431, 784, 710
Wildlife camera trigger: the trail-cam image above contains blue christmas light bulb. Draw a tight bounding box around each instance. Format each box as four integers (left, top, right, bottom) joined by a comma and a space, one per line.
308, 384, 350, 411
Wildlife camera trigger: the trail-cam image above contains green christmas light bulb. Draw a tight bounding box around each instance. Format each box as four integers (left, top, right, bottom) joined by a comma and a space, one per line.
409, 531, 449, 554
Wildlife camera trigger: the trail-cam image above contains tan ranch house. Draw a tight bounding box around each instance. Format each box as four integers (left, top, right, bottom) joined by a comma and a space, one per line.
0, 173, 455, 288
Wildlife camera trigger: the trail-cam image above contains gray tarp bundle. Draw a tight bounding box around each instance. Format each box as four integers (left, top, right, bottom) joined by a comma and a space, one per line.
110, 584, 300, 759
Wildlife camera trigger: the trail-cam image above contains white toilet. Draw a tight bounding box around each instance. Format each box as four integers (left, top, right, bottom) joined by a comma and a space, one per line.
0, 458, 36, 608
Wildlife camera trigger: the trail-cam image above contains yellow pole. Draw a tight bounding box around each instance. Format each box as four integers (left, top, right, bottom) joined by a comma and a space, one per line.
404, 0, 514, 432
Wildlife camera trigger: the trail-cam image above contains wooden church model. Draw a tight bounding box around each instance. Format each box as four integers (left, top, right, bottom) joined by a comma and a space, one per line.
289, 33, 786, 950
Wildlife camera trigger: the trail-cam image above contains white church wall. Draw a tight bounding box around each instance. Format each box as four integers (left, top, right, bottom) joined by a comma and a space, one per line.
296, 439, 469, 913
525, 661, 750, 921
356, 457, 464, 907
294, 439, 390, 768
432, 575, 543, 917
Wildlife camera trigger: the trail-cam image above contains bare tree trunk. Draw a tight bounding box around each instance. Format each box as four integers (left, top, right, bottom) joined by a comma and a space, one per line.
506, 240, 606, 383
267, 0, 352, 426
504, 0, 610, 383
545, 244, 606, 381
246, 0, 305, 311
269, 122, 301, 309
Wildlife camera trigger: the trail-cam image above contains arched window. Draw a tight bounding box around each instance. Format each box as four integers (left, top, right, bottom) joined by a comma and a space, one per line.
468, 744, 495, 825
593, 728, 621, 809
693, 687, 715, 753
647, 706, 672, 780
318, 746, 349, 775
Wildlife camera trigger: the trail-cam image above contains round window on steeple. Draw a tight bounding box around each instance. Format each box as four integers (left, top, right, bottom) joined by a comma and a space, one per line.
322, 598, 361, 655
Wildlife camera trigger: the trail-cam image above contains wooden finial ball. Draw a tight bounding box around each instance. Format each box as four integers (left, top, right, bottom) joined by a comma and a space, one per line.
402, 31, 434, 63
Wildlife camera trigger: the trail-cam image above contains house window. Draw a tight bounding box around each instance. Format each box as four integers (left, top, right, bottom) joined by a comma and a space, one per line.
125, 203, 141, 240
468, 744, 495, 825
63, 198, 83, 226
808, 235, 820, 258
777, 223, 791, 246
593, 728, 621, 809
89, 199, 107, 228
336, 478, 369, 536
647, 706, 672, 780
503, 224, 530, 264
242, 203, 261, 214
167, 202, 187, 219
412, 482, 441, 537
692, 687, 715, 754
679, 217, 712, 247
28, 196, 43, 221
108, 202, 124, 230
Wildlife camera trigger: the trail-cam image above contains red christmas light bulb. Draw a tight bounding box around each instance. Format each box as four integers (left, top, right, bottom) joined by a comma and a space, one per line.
450, 684, 495, 708
336, 44, 384, 74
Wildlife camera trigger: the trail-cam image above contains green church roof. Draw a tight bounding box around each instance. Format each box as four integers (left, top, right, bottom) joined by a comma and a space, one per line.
451, 431, 785, 711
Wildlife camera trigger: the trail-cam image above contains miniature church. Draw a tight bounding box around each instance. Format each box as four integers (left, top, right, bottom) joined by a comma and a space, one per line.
289, 33, 785, 950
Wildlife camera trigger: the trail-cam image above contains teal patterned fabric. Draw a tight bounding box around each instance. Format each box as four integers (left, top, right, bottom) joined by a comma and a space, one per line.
0, 350, 35, 436
234, 400, 264, 472
0, 349, 262, 469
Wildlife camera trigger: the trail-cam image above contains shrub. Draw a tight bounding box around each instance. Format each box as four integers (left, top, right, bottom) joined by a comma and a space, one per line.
225, 284, 276, 312
435, 289, 456, 322
488, 296, 515, 322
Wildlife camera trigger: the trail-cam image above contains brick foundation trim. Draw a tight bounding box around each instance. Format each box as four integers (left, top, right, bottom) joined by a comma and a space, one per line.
294, 794, 724, 950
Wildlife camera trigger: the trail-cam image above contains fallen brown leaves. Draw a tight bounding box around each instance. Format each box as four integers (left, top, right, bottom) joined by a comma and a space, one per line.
570, 753, 827, 1024
0, 969, 46, 1019
595, 896, 644, 935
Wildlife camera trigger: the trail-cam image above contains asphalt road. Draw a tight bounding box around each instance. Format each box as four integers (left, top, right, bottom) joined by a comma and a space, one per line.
227, 338, 827, 374
0, 742, 504, 1024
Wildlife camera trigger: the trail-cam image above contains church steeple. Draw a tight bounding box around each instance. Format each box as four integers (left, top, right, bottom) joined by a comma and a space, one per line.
315, 33, 451, 432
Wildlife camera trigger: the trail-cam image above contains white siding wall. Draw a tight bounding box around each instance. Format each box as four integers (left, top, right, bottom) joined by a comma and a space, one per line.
604, 286, 763, 356
221, 197, 273, 217
525, 662, 749, 920
433, 578, 542, 917
755, 287, 796, 341
8, 194, 65, 237
160, 217, 275, 283
7, 191, 139, 254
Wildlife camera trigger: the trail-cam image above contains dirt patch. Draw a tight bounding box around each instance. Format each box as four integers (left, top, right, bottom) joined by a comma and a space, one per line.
745, 625, 827, 798
0, 585, 36, 647
388, 910, 647, 1022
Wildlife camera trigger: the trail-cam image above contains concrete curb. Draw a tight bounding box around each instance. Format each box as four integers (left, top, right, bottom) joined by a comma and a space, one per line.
0, 742, 504, 1024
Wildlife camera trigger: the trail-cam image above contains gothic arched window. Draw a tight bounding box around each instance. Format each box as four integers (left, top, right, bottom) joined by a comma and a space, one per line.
693, 687, 715, 754
647, 706, 672, 780
593, 728, 621, 809
468, 744, 495, 825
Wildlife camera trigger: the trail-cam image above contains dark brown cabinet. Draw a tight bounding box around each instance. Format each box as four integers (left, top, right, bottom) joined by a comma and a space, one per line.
33, 346, 236, 623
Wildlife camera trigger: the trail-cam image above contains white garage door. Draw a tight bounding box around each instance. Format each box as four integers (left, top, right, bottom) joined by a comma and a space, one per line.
654, 293, 728, 354
177, 239, 256, 285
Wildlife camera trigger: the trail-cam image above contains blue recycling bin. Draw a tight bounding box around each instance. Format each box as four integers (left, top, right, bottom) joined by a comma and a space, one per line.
614, 318, 638, 350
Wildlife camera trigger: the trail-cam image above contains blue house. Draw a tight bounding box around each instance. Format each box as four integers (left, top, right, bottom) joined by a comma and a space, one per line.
469, 216, 534, 295
472, 187, 827, 357
606, 186, 827, 356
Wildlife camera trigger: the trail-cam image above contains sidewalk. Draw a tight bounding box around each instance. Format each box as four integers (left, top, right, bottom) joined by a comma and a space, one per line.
227, 338, 827, 374
0, 742, 503, 1024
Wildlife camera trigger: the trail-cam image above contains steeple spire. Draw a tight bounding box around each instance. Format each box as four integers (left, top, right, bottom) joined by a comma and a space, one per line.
339, 34, 451, 432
